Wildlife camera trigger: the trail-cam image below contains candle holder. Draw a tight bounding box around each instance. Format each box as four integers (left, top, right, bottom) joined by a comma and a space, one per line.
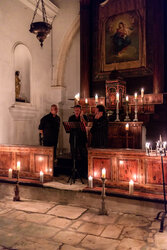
124, 101, 130, 122
147, 136, 167, 232
99, 177, 108, 215
115, 100, 120, 122
13, 170, 20, 201
133, 98, 138, 122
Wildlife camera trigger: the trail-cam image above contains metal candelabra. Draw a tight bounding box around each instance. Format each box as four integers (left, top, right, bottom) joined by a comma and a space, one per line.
146, 136, 167, 232
99, 177, 108, 215
155, 136, 167, 232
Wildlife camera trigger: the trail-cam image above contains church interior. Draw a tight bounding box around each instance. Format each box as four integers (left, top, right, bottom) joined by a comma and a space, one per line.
1, 0, 167, 249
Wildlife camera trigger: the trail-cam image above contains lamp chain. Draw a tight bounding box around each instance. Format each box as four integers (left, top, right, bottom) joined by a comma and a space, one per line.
31, 0, 48, 24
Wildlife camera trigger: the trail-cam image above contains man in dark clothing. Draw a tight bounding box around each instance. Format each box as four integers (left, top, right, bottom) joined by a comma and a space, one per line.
68, 105, 88, 178
90, 105, 108, 148
39, 104, 60, 159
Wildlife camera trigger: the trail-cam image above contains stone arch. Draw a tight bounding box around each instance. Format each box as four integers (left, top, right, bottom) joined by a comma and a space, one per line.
54, 15, 80, 87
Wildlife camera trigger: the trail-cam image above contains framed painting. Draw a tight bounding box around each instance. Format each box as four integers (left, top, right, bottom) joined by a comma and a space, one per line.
102, 10, 146, 71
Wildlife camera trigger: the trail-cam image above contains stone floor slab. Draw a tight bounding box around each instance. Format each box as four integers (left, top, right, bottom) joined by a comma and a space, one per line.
47, 205, 87, 219
117, 238, 146, 250
53, 231, 85, 245
16, 221, 60, 239
154, 232, 167, 249
117, 214, 150, 227
9, 210, 54, 224
81, 235, 119, 250
70, 220, 84, 230
88, 214, 118, 225
13, 238, 61, 250
101, 224, 123, 239
4, 200, 56, 213
61, 245, 85, 250
121, 226, 149, 241
77, 222, 105, 236
0, 216, 24, 231
47, 216, 72, 228
0, 229, 23, 248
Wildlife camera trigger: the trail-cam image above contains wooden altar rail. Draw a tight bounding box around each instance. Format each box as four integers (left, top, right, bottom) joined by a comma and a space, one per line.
87, 122, 143, 149
88, 148, 167, 195
0, 145, 53, 182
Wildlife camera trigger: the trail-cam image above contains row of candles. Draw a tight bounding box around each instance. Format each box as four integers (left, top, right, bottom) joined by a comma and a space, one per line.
88, 168, 134, 195
75, 88, 145, 104
8, 161, 50, 183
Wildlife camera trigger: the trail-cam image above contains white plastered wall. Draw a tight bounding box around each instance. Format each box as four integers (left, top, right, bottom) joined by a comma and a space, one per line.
0, 0, 80, 151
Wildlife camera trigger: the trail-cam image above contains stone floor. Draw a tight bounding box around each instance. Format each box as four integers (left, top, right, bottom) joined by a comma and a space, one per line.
0, 197, 167, 250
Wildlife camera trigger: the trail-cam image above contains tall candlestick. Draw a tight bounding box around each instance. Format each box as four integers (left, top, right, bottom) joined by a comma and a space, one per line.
102, 168, 106, 179
88, 176, 93, 188
95, 94, 98, 103
17, 161, 21, 171
124, 95, 130, 122
141, 88, 144, 98
129, 179, 134, 195
8, 168, 12, 179
115, 93, 120, 122
40, 171, 44, 183
133, 94, 138, 122
116, 92, 119, 101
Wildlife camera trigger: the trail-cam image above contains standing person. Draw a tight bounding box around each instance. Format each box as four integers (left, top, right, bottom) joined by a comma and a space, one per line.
68, 105, 88, 178
90, 105, 108, 148
39, 104, 60, 159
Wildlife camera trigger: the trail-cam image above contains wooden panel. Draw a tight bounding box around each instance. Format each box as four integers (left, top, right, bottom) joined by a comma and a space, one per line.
34, 154, 49, 173
118, 159, 139, 182
146, 159, 167, 184
0, 145, 53, 182
16, 152, 30, 172
0, 152, 12, 169
88, 148, 167, 195
93, 158, 111, 179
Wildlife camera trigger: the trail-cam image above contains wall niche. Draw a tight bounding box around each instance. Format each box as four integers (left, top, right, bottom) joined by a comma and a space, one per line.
14, 44, 31, 103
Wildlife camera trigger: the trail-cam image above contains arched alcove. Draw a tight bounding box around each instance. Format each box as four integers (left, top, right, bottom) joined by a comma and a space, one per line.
14, 44, 31, 103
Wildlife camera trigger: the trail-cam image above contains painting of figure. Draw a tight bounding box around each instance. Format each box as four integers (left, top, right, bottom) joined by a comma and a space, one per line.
105, 11, 140, 65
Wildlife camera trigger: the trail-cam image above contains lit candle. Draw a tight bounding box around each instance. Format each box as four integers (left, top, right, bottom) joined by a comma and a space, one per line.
116, 92, 119, 102
40, 171, 44, 183
126, 95, 129, 102
129, 179, 134, 195
17, 161, 21, 171
125, 123, 129, 131
134, 93, 137, 100
49, 168, 52, 173
95, 94, 98, 103
102, 168, 106, 179
85, 98, 88, 104
75, 93, 80, 102
141, 88, 144, 98
88, 176, 93, 188
8, 168, 12, 178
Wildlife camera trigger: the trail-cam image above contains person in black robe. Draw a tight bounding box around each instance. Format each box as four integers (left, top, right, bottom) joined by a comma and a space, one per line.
68, 105, 88, 178
90, 105, 108, 148
39, 104, 60, 159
